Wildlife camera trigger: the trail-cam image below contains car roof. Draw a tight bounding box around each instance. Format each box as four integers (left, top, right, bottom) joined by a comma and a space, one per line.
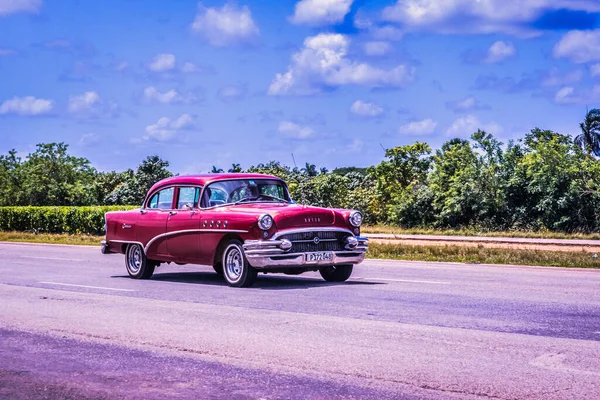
147, 173, 284, 194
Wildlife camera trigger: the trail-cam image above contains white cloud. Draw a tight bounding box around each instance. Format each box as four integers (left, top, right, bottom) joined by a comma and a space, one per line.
350, 100, 384, 118
398, 119, 437, 135
484, 41, 515, 63
79, 133, 99, 146
268, 33, 415, 95
147, 53, 176, 72
181, 61, 198, 73
143, 87, 195, 104
68, 91, 101, 113
0, 0, 42, 16
446, 115, 502, 137
553, 85, 600, 104
347, 138, 363, 152
363, 41, 391, 56
591, 64, 600, 78
290, 0, 354, 26
114, 61, 129, 72
0, 48, 17, 56
370, 25, 404, 41
381, 0, 600, 36
541, 68, 583, 87
217, 84, 247, 102
446, 96, 490, 112
144, 114, 194, 142
554, 87, 576, 104
554, 29, 600, 63
190, 3, 259, 47
68, 91, 118, 118
0, 96, 53, 115
278, 121, 314, 139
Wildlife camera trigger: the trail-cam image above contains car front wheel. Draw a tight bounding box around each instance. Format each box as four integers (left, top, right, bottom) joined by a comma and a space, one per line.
319, 265, 353, 282
125, 243, 156, 279
222, 240, 257, 288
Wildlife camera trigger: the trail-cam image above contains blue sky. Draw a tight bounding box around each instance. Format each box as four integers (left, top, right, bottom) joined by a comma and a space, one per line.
1, 0, 600, 174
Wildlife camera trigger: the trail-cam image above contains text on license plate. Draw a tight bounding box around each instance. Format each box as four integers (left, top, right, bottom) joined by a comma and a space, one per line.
305, 252, 334, 262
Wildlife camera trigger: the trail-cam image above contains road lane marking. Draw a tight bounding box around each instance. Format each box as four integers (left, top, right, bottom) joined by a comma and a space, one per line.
353, 277, 451, 285
21, 256, 84, 262
39, 282, 136, 292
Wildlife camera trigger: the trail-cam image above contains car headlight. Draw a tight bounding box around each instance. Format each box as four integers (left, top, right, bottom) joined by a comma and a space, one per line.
349, 211, 363, 227
258, 214, 274, 230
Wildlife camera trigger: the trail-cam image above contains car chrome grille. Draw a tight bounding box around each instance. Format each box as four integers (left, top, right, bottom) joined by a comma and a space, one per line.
277, 231, 350, 253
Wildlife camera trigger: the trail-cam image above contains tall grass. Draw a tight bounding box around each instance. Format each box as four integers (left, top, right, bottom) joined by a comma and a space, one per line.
367, 242, 600, 269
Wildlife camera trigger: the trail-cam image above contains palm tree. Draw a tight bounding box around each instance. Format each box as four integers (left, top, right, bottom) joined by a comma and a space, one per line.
302, 163, 318, 177
575, 108, 600, 156
228, 163, 242, 173
210, 166, 224, 173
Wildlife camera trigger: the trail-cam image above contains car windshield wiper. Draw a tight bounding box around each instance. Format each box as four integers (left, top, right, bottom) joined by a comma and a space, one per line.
259, 194, 289, 203
233, 197, 259, 205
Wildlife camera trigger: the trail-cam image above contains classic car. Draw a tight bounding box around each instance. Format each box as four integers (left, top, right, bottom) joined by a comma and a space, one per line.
101, 173, 368, 287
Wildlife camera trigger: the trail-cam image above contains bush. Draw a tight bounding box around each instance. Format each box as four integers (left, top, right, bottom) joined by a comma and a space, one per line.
0, 206, 137, 235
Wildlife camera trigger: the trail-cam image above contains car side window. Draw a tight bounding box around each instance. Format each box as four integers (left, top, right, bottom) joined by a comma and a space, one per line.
148, 193, 159, 209
177, 187, 200, 209
147, 187, 174, 210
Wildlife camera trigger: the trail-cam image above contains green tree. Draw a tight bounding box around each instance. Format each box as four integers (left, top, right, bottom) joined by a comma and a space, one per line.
428, 138, 481, 227
19, 143, 97, 206
370, 142, 432, 224
293, 173, 350, 208
0, 150, 23, 206
506, 128, 599, 231
106, 155, 172, 205
575, 108, 600, 157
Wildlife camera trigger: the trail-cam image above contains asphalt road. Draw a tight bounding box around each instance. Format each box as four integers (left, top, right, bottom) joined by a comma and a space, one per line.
0, 243, 599, 399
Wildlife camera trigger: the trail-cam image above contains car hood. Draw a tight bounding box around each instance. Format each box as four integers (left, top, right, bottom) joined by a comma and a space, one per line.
219, 203, 344, 230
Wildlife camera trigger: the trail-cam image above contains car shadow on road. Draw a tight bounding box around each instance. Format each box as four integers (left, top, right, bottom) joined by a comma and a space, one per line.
111, 271, 385, 290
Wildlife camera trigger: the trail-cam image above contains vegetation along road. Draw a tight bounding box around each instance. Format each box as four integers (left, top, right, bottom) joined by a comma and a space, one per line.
1, 242, 599, 399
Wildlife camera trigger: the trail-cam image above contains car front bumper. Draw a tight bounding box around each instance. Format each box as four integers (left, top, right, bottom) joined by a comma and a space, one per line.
243, 237, 368, 269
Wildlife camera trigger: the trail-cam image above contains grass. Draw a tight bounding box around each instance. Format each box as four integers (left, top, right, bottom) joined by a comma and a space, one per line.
367, 241, 600, 269
0, 231, 102, 246
2, 231, 599, 269
362, 225, 600, 240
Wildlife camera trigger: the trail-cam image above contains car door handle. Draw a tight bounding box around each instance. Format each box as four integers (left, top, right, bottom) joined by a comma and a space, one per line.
169, 211, 177, 216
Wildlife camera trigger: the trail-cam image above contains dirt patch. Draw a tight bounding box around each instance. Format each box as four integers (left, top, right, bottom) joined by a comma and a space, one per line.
370, 239, 600, 253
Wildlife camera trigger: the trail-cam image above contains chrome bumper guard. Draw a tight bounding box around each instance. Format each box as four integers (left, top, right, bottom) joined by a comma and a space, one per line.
243, 236, 368, 269
100, 240, 112, 254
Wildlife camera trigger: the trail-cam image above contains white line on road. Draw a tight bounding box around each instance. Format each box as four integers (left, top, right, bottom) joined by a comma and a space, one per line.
21, 256, 84, 262
353, 277, 451, 285
39, 282, 136, 292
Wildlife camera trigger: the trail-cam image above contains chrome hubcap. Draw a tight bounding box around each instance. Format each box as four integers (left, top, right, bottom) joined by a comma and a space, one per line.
127, 245, 142, 273
225, 245, 243, 282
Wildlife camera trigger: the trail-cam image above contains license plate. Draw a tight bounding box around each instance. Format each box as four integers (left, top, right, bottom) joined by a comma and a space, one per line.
305, 252, 333, 262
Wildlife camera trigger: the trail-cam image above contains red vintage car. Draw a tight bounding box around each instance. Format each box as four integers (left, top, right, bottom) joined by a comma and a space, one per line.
101, 174, 368, 287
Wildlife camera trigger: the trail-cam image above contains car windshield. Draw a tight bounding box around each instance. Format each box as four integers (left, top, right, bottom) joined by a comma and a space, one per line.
201, 179, 291, 208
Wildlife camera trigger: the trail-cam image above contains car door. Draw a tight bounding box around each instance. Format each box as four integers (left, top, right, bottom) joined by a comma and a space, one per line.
166, 186, 201, 262
136, 186, 174, 257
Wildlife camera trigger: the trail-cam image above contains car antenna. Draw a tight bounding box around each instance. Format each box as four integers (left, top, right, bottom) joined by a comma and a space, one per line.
291, 153, 297, 169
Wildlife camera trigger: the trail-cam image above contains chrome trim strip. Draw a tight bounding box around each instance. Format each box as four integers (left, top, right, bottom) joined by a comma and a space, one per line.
291, 238, 338, 243
272, 227, 354, 239
105, 240, 146, 254
245, 251, 366, 269
144, 228, 247, 253
143, 184, 203, 211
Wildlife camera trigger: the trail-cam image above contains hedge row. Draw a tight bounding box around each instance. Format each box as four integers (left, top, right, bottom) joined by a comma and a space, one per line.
0, 206, 138, 235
